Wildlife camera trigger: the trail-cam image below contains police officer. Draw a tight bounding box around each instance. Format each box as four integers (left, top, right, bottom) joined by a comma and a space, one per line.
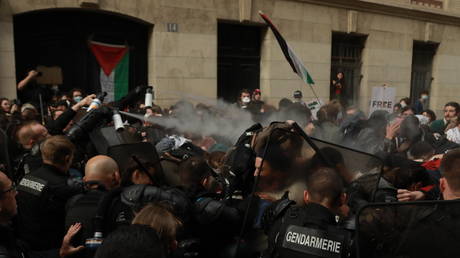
0, 170, 84, 258
65, 155, 121, 258
0, 171, 24, 258
16, 135, 81, 250
176, 156, 242, 258
12, 95, 95, 182
262, 167, 350, 258
103, 156, 191, 234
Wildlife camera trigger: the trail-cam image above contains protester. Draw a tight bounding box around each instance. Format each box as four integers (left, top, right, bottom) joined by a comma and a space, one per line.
331, 71, 346, 104
422, 109, 437, 124
132, 203, 182, 254
312, 104, 343, 143
292, 90, 307, 107
0, 98, 11, 114
248, 89, 265, 115
398, 149, 460, 258
414, 91, 430, 114
445, 116, 460, 144
399, 97, 411, 108
236, 89, 252, 109
431, 101, 460, 134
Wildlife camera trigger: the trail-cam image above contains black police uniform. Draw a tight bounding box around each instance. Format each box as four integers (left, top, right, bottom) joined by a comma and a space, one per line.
12, 109, 79, 183
0, 224, 28, 258
64, 188, 108, 258
187, 188, 243, 258
16, 164, 81, 250
106, 184, 192, 232
263, 202, 350, 258
13, 145, 42, 183
398, 202, 460, 258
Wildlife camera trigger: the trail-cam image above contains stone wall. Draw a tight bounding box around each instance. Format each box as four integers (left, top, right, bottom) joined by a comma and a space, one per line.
0, 0, 17, 99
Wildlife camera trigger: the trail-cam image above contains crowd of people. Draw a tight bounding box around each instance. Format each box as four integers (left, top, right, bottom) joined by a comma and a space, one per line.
0, 70, 459, 258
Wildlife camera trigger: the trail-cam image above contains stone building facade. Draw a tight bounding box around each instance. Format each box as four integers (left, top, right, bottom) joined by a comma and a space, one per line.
1, 0, 460, 115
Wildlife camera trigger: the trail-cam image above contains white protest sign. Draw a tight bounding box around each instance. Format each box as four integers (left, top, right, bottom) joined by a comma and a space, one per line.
369, 86, 396, 115
307, 99, 324, 120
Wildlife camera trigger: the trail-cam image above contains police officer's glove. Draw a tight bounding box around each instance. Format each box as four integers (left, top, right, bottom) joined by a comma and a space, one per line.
261, 191, 295, 234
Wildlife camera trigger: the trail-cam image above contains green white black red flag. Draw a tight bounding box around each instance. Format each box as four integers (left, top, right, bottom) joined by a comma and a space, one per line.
258, 11, 315, 85
89, 41, 129, 102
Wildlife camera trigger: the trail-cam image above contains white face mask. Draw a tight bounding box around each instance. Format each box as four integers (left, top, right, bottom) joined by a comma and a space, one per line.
242, 97, 250, 104
400, 102, 407, 108
421, 95, 429, 100
73, 96, 83, 103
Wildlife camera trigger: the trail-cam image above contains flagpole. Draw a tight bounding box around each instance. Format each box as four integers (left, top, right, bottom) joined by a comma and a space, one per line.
307, 83, 322, 106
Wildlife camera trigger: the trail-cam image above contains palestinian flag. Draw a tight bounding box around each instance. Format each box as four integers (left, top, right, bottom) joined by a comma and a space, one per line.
259, 11, 315, 85
89, 41, 129, 102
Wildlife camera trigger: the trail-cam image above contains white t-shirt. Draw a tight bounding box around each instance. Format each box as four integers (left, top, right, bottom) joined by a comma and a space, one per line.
446, 127, 460, 144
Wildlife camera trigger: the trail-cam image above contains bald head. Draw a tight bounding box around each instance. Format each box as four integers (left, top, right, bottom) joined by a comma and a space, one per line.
84, 155, 120, 190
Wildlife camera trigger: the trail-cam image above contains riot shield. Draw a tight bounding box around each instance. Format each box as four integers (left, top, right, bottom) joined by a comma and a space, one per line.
310, 137, 383, 183
227, 122, 384, 203
356, 200, 460, 258
0, 128, 12, 178
107, 142, 163, 180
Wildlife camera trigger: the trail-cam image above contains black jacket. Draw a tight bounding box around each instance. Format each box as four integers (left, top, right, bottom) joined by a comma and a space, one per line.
263, 203, 350, 258
0, 224, 27, 258
65, 188, 107, 258
398, 201, 460, 258
16, 164, 81, 250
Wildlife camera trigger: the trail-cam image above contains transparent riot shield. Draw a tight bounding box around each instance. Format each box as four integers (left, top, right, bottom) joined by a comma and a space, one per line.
310, 137, 383, 180
225, 122, 384, 203
356, 200, 460, 258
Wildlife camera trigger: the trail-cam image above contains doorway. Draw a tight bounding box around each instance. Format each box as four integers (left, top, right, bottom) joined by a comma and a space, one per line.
13, 9, 152, 97
330, 32, 367, 107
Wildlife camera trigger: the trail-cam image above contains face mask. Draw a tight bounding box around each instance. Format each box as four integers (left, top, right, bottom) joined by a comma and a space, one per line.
73, 96, 82, 103
242, 97, 250, 104
400, 102, 407, 108
421, 95, 429, 100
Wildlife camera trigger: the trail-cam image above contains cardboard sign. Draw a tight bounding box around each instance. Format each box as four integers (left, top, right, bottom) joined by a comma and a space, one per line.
369, 86, 396, 115
36, 65, 63, 85
307, 99, 324, 120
